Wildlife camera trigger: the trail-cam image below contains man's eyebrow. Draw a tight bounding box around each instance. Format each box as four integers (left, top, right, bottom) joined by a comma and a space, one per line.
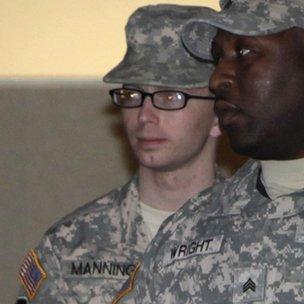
123, 84, 140, 89
235, 35, 260, 45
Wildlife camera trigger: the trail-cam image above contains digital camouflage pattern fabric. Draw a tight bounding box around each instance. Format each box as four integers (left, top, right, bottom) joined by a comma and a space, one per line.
182, 0, 304, 60
16, 177, 150, 304
103, 5, 214, 88
117, 160, 304, 303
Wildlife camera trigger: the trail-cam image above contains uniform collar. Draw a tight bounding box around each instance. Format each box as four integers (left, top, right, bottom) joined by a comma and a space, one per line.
213, 160, 304, 220
120, 176, 150, 246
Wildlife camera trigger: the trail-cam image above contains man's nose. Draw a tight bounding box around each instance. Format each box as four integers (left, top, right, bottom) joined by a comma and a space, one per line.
138, 96, 159, 124
209, 58, 235, 97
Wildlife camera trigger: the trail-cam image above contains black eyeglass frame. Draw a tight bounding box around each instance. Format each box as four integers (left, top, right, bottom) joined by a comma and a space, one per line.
109, 88, 215, 111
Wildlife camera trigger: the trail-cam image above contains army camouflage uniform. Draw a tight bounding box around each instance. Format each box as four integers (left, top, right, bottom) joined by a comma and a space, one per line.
17, 4, 216, 304
115, 1, 304, 303
17, 178, 152, 303
118, 160, 304, 303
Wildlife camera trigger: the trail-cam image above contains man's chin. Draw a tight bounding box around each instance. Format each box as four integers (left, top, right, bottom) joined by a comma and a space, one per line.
227, 132, 260, 159
138, 157, 181, 172
228, 135, 294, 160
137, 154, 164, 170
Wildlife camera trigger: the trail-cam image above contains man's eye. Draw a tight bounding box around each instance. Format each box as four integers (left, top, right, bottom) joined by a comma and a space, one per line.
211, 42, 222, 64
213, 55, 221, 64
211, 51, 222, 64
239, 48, 251, 56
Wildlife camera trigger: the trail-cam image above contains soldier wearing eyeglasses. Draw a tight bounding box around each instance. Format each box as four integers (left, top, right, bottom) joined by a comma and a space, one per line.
16, 5, 221, 304
115, 1, 304, 304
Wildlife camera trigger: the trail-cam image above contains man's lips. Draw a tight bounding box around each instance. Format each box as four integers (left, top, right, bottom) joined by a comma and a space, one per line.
215, 99, 240, 111
214, 99, 243, 127
136, 137, 167, 146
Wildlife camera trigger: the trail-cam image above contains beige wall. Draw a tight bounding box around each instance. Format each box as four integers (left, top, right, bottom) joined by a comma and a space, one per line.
0, 0, 219, 77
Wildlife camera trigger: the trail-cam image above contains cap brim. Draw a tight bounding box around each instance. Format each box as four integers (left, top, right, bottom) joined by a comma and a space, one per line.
103, 55, 214, 89
182, 9, 291, 60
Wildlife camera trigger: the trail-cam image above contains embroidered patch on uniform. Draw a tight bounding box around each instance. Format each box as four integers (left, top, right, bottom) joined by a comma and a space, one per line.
112, 262, 141, 304
295, 222, 304, 243
233, 267, 266, 303
19, 250, 47, 300
164, 235, 224, 266
62, 260, 136, 280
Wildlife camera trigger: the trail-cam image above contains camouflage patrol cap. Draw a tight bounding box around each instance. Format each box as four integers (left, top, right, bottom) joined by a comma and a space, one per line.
182, 0, 304, 60
103, 5, 214, 88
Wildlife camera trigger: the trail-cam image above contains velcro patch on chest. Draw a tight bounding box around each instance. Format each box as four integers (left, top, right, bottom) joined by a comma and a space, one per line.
163, 235, 224, 266
18, 250, 47, 300
63, 260, 136, 280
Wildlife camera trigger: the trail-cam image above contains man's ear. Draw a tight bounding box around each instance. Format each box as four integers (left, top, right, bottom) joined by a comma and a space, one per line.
209, 117, 221, 138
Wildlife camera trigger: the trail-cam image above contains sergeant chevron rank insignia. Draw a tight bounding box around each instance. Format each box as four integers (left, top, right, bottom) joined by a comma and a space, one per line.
164, 235, 224, 266
233, 267, 266, 303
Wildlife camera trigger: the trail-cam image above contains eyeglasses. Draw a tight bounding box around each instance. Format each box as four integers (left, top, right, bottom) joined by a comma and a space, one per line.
109, 88, 215, 111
